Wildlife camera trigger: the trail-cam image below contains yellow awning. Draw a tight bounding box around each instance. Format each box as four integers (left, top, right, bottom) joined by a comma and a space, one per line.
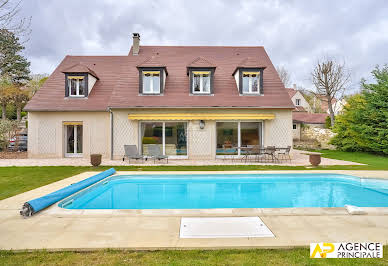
67, 76, 84, 79
142, 71, 160, 75
128, 113, 275, 120
192, 71, 210, 75
63, 121, 83, 125
242, 72, 260, 75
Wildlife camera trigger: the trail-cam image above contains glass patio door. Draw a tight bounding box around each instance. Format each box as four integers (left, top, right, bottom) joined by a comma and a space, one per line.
140, 122, 187, 158
65, 125, 83, 157
216, 121, 262, 157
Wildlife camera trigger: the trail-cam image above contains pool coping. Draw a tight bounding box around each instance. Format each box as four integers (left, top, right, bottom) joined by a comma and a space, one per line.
1, 170, 388, 251
45, 170, 388, 218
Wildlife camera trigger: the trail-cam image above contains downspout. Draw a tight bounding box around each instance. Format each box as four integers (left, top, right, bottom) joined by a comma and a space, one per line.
109, 108, 113, 160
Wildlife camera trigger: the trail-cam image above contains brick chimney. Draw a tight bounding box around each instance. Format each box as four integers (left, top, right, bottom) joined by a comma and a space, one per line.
132, 33, 140, 55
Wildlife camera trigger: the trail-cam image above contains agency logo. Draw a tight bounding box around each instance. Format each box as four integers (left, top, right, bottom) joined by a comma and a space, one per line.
310, 242, 383, 259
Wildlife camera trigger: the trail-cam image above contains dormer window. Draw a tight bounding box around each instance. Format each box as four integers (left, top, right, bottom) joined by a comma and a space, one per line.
242, 71, 260, 94
188, 68, 214, 95
62, 63, 99, 98
296, 99, 301, 106
137, 66, 167, 95
68, 76, 86, 97
192, 71, 211, 94
142, 70, 161, 94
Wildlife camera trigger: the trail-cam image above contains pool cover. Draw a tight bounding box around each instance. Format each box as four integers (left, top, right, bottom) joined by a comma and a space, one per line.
20, 168, 116, 217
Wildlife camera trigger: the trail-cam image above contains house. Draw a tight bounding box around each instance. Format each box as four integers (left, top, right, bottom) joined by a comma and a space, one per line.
286, 85, 311, 112
292, 112, 328, 140
312, 94, 346, 115
24, 33, 294, 160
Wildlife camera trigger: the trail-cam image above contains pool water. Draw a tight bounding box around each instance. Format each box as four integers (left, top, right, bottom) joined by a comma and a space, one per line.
58, 174, 388, 209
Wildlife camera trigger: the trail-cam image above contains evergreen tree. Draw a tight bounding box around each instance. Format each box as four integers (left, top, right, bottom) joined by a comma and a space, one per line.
331, 65, 388, 155
360, 65, 388, 154
0, 29, 30, 84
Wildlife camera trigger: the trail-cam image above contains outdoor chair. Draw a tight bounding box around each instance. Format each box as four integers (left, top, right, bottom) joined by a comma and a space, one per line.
277, 146, 291, 162
123, 145, 144, 164
263, 146, 278, 163
148, 144, 169, 164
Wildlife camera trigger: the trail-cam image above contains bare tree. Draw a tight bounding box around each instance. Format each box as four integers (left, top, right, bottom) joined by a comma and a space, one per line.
276, 66, 291, 87
0, 0, 31, 38
312, 58, 350, 127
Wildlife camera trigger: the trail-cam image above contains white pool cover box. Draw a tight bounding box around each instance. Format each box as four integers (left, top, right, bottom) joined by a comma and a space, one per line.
180, 217, 275, 238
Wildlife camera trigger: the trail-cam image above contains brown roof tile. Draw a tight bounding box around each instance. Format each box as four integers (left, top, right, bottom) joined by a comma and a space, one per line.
293, 112, 328, 124
286, 88, 297, 98
136, 56, 166, 67
187, 57, 216, 68
25, 46, 294, 111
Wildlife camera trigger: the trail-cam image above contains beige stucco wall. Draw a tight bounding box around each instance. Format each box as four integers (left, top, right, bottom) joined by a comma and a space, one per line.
293, 123, 301, 140
28, 108, 292, 160
28, 111, 110, 158
291, 91, 311, 112
112, 108, 292, 160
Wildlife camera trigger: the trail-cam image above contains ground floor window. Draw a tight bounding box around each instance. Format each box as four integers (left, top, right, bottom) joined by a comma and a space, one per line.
140, 122, 187, 157
216, 121, 262, 156
65, 124, 83, 157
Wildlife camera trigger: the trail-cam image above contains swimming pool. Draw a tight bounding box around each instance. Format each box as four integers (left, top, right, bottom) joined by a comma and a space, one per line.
58, 174, 388, 209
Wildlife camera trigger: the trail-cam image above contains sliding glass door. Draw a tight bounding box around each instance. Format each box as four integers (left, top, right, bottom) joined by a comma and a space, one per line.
216, 121, 262, 157
140, 122, 187, 157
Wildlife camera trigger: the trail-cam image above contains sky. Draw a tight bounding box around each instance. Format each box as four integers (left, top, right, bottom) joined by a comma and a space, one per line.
19, 0, 388, 91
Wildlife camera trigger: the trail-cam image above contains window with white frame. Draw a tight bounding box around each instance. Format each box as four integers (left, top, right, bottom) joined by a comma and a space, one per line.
68, 76, 86, 97
296, 99, 301, 106
192, 71, 211, 94
242, 71, 260, 94
142, 71, 161, 94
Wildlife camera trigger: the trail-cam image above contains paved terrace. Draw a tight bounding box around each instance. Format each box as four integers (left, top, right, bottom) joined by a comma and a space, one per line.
0, 150, 362, 166
0, 170, 387, 250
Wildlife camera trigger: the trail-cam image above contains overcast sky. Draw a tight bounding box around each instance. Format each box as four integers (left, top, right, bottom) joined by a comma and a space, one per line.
20, 0, 388, 91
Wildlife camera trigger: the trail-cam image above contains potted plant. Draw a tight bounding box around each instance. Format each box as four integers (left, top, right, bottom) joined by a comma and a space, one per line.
90, 154, 102, 167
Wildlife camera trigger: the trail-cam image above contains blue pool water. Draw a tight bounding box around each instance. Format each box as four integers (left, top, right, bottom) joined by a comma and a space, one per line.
58, 174, 388, 209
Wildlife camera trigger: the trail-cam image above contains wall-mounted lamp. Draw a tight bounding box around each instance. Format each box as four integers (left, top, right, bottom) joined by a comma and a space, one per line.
199, 120, 205, 129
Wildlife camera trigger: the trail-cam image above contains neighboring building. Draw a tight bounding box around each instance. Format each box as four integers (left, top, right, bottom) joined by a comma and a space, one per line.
286, 85, 311, 113
25, 33, 294, 160
313, 94, 346, 115
292, 112, 328, 140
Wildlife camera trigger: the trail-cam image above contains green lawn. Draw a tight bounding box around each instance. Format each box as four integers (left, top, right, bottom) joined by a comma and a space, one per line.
313, 150, 388, 169
1, 150, 388, 200
1, 248, 387, 265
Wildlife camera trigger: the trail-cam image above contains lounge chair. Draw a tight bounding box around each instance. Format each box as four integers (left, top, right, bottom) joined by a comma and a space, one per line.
148, 144, 168, 164
123, 145, 144, 163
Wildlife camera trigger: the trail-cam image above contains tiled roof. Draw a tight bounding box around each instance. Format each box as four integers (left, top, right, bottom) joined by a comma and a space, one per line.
236, 57, 266, 68
293, 112, 328, 124
187, 57, 216, 68
316, 94, 337, 112
294, 106, 306, 112
25, 46, 294, 111
137, 56, 166, 67
61, 63, 99, 79
286, 88, 297, 98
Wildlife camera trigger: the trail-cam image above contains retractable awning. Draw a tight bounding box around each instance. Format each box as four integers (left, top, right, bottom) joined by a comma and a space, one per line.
128, 113, 275, 120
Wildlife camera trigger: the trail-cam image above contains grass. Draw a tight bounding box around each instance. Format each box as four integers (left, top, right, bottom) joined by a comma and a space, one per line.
1, 150, 388, 200
0, 248, 387, 265
312, 149, 388, 170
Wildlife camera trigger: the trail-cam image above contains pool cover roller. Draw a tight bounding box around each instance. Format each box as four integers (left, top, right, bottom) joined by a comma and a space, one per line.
20, 168, 116, 217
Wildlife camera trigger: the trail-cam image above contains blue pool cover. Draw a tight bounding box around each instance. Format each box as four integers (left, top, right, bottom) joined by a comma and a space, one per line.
20, 168, 115, 217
